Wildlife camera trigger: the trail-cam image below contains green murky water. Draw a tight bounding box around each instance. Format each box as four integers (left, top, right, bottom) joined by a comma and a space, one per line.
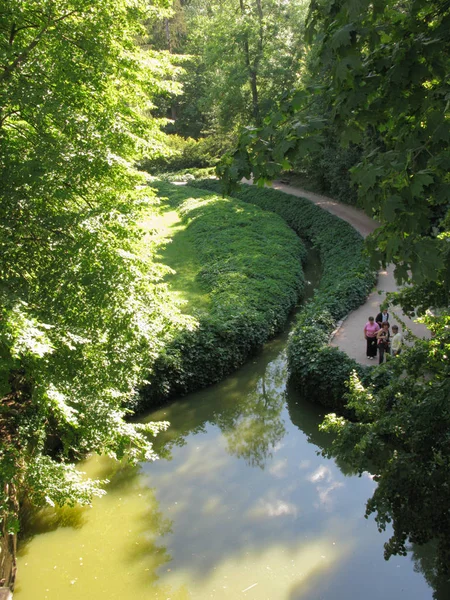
14, 254, 444, 599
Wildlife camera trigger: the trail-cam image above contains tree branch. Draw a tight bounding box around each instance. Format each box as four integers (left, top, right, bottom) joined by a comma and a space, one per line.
1, 26, 49, 81
1, 10, 80, 82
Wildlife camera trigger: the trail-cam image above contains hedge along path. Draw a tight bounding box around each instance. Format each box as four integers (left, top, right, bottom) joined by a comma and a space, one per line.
190, 179, 377, 410
139, 182, 307, 407
268, 181, 430, 366
190, 179, 428, 413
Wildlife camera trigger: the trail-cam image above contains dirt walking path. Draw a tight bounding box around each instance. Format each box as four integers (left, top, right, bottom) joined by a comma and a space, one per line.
270, 181, 430, 366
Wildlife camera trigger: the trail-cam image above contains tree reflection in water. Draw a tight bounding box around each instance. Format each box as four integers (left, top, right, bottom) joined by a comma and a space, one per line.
222, 355, 287, 468
146, 347, 290, 471
410, 542, 450, 600
16, 460, 183, 599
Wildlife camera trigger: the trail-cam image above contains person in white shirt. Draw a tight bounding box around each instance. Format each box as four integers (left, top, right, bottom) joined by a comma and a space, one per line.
391, 325, 403, 356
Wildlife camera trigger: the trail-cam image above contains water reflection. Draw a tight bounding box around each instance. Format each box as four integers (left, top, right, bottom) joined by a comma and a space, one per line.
14, 248, 441, 600
222, 355, 287, 468
19, 504, 88, 545
285, 381, 357, 477
410, 543, 450, 600
145, 247, 323, 470
15, 460, 187, 600
147, 348, 289, 471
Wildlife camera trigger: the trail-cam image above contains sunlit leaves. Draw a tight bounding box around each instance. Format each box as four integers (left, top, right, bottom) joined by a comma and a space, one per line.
223, 0, 450, 295
0, 0, 182, 529
177, 0, 310, 132
306, 0, 450, 291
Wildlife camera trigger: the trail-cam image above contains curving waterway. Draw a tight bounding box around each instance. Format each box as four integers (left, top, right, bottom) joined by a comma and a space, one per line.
15, 252, 444, 600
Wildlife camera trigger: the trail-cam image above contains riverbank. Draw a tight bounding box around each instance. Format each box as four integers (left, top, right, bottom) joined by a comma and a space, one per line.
269, 181, 430, 366
13, 276, 438, 600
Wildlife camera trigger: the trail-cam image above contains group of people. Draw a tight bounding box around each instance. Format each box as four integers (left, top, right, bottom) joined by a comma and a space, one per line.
363, 308, 403, 364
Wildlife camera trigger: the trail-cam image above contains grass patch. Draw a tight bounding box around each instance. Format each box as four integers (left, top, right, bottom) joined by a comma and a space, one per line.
189, 179, 376, 411
139, 182, 307, 407
142, 208, 211, 314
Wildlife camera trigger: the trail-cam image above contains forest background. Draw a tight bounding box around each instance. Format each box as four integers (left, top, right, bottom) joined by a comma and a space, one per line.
1, 0, 449, 589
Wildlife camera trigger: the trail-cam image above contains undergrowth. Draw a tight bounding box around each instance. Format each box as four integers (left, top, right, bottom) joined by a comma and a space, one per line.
139, 182, 306, 408
190, 180, 376, 411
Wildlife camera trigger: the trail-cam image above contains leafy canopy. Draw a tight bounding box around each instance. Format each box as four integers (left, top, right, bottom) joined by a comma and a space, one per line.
321, 310, 450, 574
0, 0, 184, 532
219, 0, 450, 299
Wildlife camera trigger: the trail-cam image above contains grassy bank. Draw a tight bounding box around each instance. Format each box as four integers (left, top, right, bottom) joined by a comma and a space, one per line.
190, 180, 375, 411
138, 182, 307, 408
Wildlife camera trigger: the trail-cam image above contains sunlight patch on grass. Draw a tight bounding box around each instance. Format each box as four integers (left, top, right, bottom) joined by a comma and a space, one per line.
138, 205, 211, 315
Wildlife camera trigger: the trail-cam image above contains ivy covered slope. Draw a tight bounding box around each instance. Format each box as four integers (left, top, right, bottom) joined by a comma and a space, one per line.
190, 180, 375, 409
140, 182, 306, 406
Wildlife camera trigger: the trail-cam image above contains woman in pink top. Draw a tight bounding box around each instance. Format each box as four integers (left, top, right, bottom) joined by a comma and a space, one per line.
364, 316, 380, 359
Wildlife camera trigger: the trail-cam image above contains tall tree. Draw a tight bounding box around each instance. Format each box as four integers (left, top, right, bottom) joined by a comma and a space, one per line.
163, 0, 309, 135
321, 310, 450, 574
0, 0, 185, 581
222, 0, 450, 298
218, 0, 450, 572
239, 0, 264, 124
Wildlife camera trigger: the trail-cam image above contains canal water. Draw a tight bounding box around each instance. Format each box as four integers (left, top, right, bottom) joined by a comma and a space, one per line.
14, 253, 442, 599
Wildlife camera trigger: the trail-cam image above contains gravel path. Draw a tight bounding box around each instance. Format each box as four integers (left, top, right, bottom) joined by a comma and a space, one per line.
271, 181, 430, 366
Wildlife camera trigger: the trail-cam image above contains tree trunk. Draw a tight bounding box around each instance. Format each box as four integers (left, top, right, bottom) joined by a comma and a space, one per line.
0, 485, 17, 594
239, 0, 263, 125
164, 18, 177, 121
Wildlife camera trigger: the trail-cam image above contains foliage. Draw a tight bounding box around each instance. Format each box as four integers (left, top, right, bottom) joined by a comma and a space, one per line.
190, 180, 375, 408
166, 56, 210, 138
140, 182, 306, 406
149, 0, 310, 136
0, 0, 182, 533
149, 167, 217, 182
306, 0, 450, 292
139, 133, 233, 173
219, 0, 450, 298
321, 311, 450, 574
215, 0, 450, 573
290, 135, 361, 205
287, 309, 367, 411
149, 335, 290, 471
190, 181, 375, 318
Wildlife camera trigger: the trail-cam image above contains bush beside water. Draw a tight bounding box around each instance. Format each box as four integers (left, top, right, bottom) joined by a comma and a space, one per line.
140, 182, 306, 407
138, 135, 232, 174
190, 180, 376, 411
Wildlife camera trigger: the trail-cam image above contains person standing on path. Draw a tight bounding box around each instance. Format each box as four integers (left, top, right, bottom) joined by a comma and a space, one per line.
391, 325, 403, 356
270, 181, 430, 365
376, 308, 389, 327
364, 316, 380, 359
376, 322, 390, 364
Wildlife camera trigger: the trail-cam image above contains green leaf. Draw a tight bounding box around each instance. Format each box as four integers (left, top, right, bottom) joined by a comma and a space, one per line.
412, 239, 445, 282
410, 173, 434, 197
382, 195, 404, 221
341, 125, 363, 145
331, 24, 355, 50
334, 54, 362, 82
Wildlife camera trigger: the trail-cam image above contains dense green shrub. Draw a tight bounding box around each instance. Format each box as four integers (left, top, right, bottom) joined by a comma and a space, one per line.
190, 179, 375, 411
140, 182, 307, 407
287, 306, 368, 411
290, 136, 361, 206
152, 167, 216, 182
138, 135, 233, 174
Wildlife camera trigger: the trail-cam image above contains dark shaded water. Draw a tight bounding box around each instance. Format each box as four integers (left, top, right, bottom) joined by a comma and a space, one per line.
15, 252, 444, 599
